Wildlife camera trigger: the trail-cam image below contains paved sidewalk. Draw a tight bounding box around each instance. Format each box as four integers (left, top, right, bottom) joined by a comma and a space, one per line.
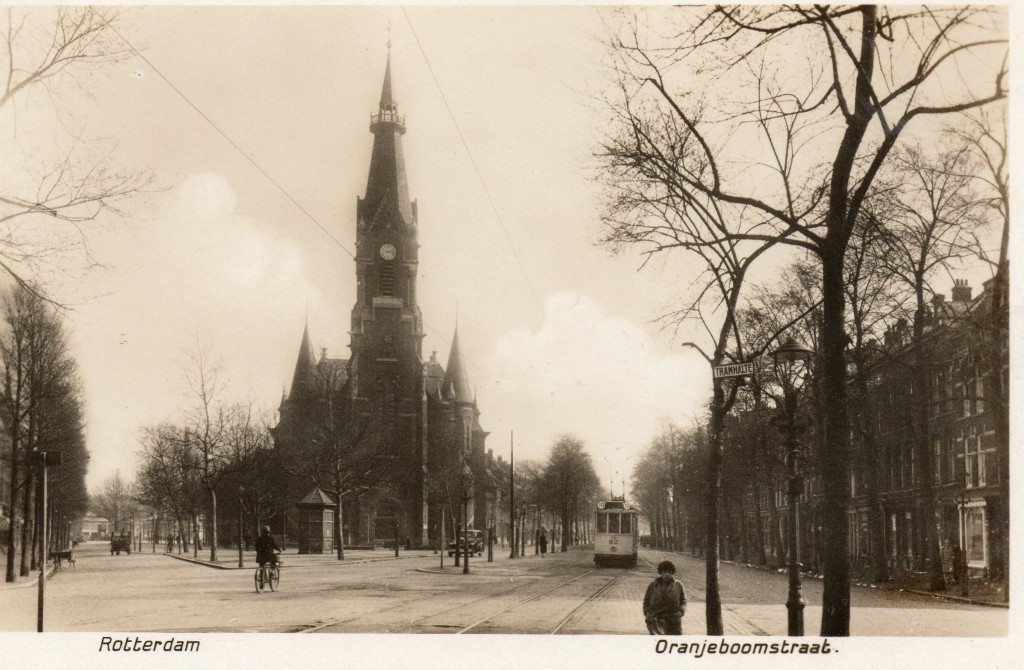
654, 549, 1009, 609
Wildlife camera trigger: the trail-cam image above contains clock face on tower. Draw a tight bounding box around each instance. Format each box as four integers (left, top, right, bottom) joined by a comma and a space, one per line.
379, 243, 397, 260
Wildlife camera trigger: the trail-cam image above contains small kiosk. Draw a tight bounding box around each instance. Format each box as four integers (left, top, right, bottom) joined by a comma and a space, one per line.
296, 487, 335, 554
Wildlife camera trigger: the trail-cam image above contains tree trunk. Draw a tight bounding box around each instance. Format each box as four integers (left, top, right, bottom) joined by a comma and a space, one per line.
819, 243, 852, 636
705, 381, 726, 635
208, 486, 218, 562
19, 468, 34, 577
336, 496, 345, 560
5, 433, 20, 582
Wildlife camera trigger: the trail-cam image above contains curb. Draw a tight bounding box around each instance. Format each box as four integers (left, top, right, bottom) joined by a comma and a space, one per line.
1, 564, 58, 590
876, 585, 1010, 609
163, 551, 435, 570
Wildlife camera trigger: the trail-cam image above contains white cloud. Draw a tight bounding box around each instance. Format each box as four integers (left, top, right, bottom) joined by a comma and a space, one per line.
72, 173, 323, 488
483, 291, 708, 470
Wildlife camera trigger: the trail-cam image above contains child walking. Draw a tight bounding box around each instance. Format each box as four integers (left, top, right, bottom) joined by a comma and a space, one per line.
643, 560, 687, 635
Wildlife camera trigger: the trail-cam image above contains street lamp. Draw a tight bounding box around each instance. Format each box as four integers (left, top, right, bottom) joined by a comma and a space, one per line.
770, 336, 813, 637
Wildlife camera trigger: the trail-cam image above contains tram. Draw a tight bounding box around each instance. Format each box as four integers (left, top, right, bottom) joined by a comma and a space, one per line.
594, 499, 638, 567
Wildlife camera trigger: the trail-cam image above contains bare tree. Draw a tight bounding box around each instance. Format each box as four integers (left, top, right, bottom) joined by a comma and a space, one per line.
91, 471, 136, 536
599, 5, 1006, 635
181, 344, 263, 562
541, 436, 601, 553
1, 7, 149, 299
135, 423, 203, 554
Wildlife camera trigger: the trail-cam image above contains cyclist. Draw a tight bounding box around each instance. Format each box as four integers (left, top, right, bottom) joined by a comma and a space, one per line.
255, 526, 281, 571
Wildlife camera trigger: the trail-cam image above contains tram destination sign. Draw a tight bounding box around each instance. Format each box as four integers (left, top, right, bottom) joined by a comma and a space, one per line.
712, 362, 755, 379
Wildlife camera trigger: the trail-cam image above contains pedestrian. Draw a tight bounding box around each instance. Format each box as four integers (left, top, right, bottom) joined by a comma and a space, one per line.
539, 526, 548, 557
951, 541, 969, 596
643, 560, 686, 635
940, 537, 954, 585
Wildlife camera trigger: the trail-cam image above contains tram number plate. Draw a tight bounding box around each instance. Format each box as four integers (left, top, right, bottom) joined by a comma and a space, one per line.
609, 537, 618, 552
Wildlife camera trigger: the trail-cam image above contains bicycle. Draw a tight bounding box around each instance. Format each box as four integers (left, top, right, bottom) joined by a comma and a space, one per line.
254, 553, 281, 593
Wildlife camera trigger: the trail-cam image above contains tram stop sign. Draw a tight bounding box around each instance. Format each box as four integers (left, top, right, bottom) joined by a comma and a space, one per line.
712, 362, 754, 380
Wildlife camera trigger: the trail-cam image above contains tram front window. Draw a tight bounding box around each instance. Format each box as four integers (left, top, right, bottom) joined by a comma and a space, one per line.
608, 513, 620, 533
597, 514, 607, 533
621, 514, 632, 534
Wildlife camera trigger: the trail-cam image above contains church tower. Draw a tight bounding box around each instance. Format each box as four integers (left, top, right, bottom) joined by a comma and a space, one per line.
276, 47, 502, 552
348, 49, 429, 545
349, 48, 424, 393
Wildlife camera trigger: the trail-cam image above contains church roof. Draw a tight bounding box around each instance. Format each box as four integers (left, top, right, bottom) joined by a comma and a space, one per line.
424, 350, 446, 397
443, 328, 474, 405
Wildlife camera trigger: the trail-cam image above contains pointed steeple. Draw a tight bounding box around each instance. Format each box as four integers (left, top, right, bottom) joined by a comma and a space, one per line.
290, 320, 316, 398
379, 48, 395, 112
364, 48, 413, 226
444, 327, 473, 405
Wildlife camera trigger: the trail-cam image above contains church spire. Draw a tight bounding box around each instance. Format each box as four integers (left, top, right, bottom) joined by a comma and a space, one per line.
444, 326, 474, 405
379, 38, 395, 113
364, 47, 412, 226
290, 319, 316, 398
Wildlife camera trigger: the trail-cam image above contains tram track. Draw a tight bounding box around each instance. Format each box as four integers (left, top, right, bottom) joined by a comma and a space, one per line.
300, 558, 587, 633
549, 568, 631, 634
453, 567, 613, 634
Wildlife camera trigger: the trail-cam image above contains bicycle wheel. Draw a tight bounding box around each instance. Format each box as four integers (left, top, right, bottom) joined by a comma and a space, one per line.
254, 567, 264, 593
269, 565, 280, 592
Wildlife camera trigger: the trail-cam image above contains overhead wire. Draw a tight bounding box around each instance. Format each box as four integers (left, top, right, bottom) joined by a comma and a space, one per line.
106, 15, 531, 392
104, 21, 356, 260
401, 6, 545, 317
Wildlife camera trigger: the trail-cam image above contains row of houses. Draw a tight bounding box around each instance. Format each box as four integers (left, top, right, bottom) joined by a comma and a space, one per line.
686, 275, 1008, 589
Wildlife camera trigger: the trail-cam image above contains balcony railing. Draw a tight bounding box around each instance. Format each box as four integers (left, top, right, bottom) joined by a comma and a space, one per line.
370, 111, 406, 128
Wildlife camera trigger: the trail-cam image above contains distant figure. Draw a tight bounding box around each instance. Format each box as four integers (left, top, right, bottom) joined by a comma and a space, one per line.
539, 526, 548, 557
166, 534, 174, 553
643, 560, 687, 635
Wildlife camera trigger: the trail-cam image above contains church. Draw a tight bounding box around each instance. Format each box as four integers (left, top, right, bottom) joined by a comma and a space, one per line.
273, 51, 509, 551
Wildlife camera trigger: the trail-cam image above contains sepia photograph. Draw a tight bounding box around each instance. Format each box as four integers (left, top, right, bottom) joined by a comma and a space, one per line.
0, 3, 1016, 668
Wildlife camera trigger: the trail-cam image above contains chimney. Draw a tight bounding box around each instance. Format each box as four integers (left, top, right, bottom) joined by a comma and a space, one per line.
951, 278, 973, 303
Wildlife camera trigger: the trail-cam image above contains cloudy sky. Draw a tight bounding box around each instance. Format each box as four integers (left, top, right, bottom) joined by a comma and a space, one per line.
10, 5, 713, 492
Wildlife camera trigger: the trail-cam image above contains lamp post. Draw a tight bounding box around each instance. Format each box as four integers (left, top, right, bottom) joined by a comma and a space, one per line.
237, 486, 245, 568
770, 336, 813, 637
36, 450, 62, 632
463, 462, 474, 574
